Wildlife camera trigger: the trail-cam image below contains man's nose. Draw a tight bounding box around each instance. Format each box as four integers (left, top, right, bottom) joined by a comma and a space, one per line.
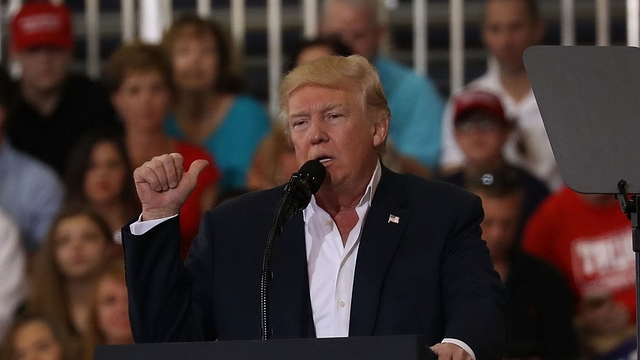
308, 119, 328, 144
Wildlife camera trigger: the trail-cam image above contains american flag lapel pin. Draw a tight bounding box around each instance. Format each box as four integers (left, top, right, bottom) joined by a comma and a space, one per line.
388, 214, 400, 224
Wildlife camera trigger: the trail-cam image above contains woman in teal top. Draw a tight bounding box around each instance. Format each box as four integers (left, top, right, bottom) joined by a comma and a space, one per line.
162, 15, 270, 192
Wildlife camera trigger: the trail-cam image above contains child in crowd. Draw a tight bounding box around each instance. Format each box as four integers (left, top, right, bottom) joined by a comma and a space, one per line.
1, 312, 79, 360
28, 206, 117, 345
83, 259, 132, 360
441, 89, 549, 243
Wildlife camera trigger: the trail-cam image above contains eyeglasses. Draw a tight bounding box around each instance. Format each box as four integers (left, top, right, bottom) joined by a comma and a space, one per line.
456, 119, 503, 133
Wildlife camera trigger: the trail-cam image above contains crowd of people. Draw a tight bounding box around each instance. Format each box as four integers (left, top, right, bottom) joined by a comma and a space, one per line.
0, 0, 635, 359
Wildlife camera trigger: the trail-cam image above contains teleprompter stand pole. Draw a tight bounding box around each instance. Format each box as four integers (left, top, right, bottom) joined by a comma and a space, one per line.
615, 180, 640, 348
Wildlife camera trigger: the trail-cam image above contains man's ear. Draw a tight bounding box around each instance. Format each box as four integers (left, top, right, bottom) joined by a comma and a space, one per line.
372, 112, 389, 147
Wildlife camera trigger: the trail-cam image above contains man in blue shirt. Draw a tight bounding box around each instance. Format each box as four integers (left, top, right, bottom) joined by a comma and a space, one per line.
0, 69, 63, 253
320, 0, 444, 173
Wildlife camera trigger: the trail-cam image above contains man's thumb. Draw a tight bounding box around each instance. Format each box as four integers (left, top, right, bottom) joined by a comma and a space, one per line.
187, 159, 209, 178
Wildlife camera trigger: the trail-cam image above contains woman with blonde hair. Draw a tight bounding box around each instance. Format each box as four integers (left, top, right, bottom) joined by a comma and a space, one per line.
83, 259, 132, 360
27, 206, 117, 344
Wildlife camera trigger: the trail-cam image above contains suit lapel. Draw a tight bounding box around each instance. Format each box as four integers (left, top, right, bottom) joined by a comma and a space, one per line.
269, 212, 316, 338
349, 167, 411, 336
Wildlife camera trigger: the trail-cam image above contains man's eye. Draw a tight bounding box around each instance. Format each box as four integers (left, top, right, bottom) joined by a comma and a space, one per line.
292, 120, 307, 128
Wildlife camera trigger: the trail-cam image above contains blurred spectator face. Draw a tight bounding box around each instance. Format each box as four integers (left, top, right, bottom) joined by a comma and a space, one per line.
53, 214, 110, 281
296, 44, 339, 65
321, 1, 380, 62
96, 276, 132, 344
111, 70, 170, 131
14, 46, 71, 94
83, 141, 128, 207
454, 111, 511, 165
482, 0, 543, 73
478, 191, 522, 259
11, 320, 63, 360
171, 34, 219, 92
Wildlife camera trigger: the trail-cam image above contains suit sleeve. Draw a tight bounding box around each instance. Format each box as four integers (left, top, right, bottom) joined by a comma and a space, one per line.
123, 215, 217, 342
441, 193, 508, 360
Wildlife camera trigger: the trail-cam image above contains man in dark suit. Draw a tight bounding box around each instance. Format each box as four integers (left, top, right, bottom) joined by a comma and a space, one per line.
123, 55, 507, 360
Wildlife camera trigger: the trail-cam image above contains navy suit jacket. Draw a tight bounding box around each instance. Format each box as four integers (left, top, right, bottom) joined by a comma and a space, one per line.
123, 166, 507, 359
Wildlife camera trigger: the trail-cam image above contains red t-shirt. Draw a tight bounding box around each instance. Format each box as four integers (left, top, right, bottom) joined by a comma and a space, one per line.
522, 186, 635, 319
177, 141, 220, 259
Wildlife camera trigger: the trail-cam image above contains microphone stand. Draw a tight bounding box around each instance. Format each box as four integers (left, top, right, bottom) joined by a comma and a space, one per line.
259, 184, 291, 340
259, 159, 325, 340
260, 173, 316, 340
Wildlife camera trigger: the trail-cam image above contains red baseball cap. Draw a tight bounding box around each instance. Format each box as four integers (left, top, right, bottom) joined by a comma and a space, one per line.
11, 1, 73, 51
453, 89, 508, 126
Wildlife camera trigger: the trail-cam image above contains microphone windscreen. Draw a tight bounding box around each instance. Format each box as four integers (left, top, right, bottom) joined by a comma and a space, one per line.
297, 160, 326, 193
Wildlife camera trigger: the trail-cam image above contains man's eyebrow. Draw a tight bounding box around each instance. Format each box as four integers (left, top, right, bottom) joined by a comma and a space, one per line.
289, 103, 343, 119
289, 110, 309, 119
321, 103, 342, 112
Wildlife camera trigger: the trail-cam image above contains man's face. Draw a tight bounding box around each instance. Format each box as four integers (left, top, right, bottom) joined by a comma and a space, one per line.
111, 70, 171, 133
14, 46, 71, 93
170, 34, 219, 92
454, 112, 511, 165
482, 0, 543, 73
320, 1, 380, 62
287, 85, 387, 194
479, 192, 522, 259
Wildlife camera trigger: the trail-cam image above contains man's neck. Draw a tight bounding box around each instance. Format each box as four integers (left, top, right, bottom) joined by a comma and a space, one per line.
315, 188, 365, 218
315, 161, 379, 217
20, 83, 63, 117
498, 66, 531, 103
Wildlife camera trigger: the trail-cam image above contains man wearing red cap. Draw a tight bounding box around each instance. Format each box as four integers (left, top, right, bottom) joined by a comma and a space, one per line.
6, 1, 117, 176
440, 89, 549, 243
439, 0, 561, 192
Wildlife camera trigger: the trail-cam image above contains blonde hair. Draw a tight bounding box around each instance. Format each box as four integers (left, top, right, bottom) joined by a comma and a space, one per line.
277, 55, 390, 153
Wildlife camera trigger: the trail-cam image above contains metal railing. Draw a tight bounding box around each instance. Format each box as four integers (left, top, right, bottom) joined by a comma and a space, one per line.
3, 0, 639, 116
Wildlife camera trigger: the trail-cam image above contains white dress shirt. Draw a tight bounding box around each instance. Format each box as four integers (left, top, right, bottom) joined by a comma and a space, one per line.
303, 161, 381, 337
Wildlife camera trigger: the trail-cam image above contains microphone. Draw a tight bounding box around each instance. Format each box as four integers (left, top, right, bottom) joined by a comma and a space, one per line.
275, 159, 326, 231
260, 160, 325, 340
